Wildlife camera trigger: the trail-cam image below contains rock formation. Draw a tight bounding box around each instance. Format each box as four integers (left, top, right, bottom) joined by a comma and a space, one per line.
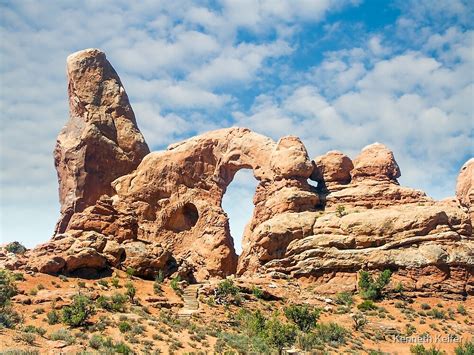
19, 49, 473, 297
54, 48, 149, 234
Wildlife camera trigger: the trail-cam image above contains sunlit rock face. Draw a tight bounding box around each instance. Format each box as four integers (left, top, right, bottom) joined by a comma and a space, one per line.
24, 49, 473, 296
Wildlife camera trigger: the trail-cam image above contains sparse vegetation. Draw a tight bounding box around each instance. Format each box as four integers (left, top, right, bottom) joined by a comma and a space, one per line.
50, 328, 75, 345
125, 282, 136, 303
61, 294, 94, 327
215, 279, 241, 305
455, 338, 474, 355
410, 344, 446, 355
46, 308, 60, 325
358, 269, 392, 301
335, 205, 348, 217
335, 291, 354, 307
0, 269, 21, 328
125, 267, 135, 278
284, 304, 321, 332
5, 241, 27, 255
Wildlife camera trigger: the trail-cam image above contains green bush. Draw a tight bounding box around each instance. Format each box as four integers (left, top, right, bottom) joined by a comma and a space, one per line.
455, 338, 474, 355
96, 293, 127, 312
457, 304, 467, 315
358, 269, 392, 301
50, 328, 75, 345
427, 308, 446, 320
421, 303, 431, 310
46, 309, 60, 325
237, 309, 267, 337
284, 304, 321, 332
357, 300, 378, 311
125, 267, 135, 278
264, 317, 297, 352
410, 344, 446, 355
5, 241, 27, 254
111, 277, 120, 288
114, 341, 132, 354
295, 332, 321, 351
170, 275, 182, 295
61, 294, 94, 327
19, 332, 36, 345
215, 279, 241, 305
315, 322, 347, 346
252, 286, 264, 299
89, 334, 104, 349
335, 291, 354, 306
0, 270, 20, 328
22, 325, 46, 336
125, 282, 136, 303
118, 321, 132, 333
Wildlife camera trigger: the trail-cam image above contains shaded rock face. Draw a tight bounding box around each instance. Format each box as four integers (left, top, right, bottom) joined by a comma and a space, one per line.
23, 49, 473, 296
54, 49, 149, 234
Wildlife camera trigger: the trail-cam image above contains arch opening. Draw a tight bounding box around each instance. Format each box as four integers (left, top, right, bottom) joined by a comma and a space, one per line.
222, 169, 259, 256
165, 202, 199, 232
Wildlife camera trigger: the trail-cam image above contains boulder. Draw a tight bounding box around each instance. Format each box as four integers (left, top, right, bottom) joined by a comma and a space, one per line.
351, 143, 400, 182
310, 150, 353, 188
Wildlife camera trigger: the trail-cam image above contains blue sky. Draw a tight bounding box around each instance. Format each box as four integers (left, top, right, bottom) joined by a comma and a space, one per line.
0, 0, 473, 252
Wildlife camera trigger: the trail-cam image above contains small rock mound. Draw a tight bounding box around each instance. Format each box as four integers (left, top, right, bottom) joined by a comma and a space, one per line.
310, 150, 354, 189
351, 142, 401, 182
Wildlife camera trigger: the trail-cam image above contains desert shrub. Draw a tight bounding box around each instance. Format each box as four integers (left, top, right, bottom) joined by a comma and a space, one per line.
351, 312, 368, 330
455, 338, 474, 355
114, 341, 132, 354
97, 279, 108, 288
153, 275, 163, 294
23, 325, 46, 336
237, 309, 267, 337
111, 277, 120, 288
59, 275, 68, 282
11, 273, 25, 281
170, 275, 182, 295
358, 269, 392, 301
0, 270, 18, 307
118, 321, 132, 333
427, 308, 446, 320
29, 288, 38, 296
216, 332, 270, 354
156, 270, 165, 283
96, 292, 127, 313
0, 270, 21, 328
421, 303, 431, 310
410, 344, 446, 355
295, 332, 321, 351
215, 279, 241, 305
457, 304, 467, 315
61, 294, 94, 327
125, 267, 135, 278
284, 304, 321, 332
77, 281, 86, 288
125, 282, 136, 303
46, 309, 60, 325
335, 205, 347, 217
5, 241, 27, 254
264, 317, 297, 352
335, 291, 354, 306
50, 328, 75, 345
89, 334, 104, 349
357, 300, 378, 311
315, 322, 347, 346
36, 284, 45, 290
19, 332, 36, 345
252, 286, 264, 299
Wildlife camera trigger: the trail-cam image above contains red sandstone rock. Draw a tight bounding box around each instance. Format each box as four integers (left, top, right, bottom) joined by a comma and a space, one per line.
54, 48, 149, 234
310, 150, 353, 188
22, 49, 473, 297
351, 143, 401, 182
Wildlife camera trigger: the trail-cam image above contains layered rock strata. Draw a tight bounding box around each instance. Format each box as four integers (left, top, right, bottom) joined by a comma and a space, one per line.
20, 49, 472, 296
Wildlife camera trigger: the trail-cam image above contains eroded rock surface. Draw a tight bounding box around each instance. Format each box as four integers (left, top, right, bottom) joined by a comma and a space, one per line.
20, 49, 473, 296
54, 48, 149, 234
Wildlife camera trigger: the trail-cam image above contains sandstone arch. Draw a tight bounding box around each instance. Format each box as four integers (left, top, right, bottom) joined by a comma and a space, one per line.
112, 128, 319, 280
